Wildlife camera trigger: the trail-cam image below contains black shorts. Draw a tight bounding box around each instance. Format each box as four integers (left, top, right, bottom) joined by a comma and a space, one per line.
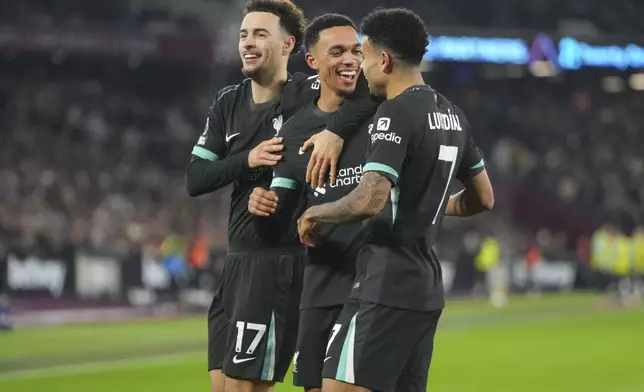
322, 301, 442, 392
293, 306, 343, 388
207, 247, 304, 383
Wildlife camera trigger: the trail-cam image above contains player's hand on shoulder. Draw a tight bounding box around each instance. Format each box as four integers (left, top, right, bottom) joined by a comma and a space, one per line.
248, 137, 284, 168
248, 187, 279, 216
301, 130, 344, 189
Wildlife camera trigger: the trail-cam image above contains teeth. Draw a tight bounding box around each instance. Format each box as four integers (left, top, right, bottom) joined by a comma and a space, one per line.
244, 54, 259, 59
339, 71, 356, 77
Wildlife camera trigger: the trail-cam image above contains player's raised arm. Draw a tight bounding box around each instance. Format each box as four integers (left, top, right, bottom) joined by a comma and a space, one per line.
185, 94, 284, 197
445, 113, 494, 216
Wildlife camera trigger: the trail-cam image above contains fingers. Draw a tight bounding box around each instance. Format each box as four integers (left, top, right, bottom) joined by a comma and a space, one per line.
253, 157, 281, 167
248, 188, 278, 216
317, 158, 330, 191
329, 156, 338, 186
309, 156, 322, 189
306, 153, 317, 185
301, 136, 314, 152
263, 143, 284, 153
263, 137, 283, 145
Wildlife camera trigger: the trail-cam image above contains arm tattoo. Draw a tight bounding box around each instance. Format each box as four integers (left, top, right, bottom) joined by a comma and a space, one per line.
308, 172, 391, 225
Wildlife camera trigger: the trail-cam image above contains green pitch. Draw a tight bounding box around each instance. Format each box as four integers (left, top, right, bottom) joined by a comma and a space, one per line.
1, 293, 643, 392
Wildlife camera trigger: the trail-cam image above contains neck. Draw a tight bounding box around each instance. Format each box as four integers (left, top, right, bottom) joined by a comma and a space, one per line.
385, 67, 425, 99
251, 64, 289, 104
317, 85, 344, 113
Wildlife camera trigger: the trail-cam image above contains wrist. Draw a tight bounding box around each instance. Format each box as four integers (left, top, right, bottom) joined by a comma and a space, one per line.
244, 151, 253, 168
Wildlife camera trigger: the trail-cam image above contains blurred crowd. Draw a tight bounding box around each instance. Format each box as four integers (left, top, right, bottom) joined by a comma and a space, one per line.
0, 61, 230, 255
437, 73, 644, 230
3, 0, 644, 36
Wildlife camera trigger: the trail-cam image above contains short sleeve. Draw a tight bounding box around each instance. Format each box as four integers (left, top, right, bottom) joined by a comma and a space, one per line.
191, 96, 227, 161
454, 109, 485, 182
363, 99, 413, 186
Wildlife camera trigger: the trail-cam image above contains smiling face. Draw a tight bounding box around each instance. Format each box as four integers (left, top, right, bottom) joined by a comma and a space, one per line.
306, 26, 362, 97
239, 12, 292, 79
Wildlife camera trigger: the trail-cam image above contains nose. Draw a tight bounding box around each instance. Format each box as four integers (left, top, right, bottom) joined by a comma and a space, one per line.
243, 37, 256, 50
342, 52, 360, 67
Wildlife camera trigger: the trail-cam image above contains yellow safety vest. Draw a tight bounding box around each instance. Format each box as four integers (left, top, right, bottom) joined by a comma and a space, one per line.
476, 238, 499, 272
612, 235, 631, 276
632, 234, 644, 273
590, 230, 609, 270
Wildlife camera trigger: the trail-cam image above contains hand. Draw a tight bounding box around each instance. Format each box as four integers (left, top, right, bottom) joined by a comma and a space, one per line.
301, 130, 344, 189
297, 210, 319, 247
248, 187, 279, 216
248, 138, 284, 168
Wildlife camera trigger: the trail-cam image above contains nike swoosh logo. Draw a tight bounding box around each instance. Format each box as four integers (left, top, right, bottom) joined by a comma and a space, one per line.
324, 357, 332, 362
232, 355, 256, 364
226, 133, 240, 142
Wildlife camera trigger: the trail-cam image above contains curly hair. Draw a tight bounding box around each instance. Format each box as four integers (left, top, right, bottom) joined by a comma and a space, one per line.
243, 0, 307, 54
361, 8, 428, 66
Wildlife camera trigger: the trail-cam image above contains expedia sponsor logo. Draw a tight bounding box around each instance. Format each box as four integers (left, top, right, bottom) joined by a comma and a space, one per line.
371, 131, 402, 144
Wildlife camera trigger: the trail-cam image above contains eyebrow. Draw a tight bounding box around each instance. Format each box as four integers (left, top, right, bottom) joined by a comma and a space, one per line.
239, 28, 272, 35
327, 42, 361, 52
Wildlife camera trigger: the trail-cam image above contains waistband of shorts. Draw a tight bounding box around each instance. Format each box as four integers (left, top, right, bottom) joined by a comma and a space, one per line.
227, 242, 306, 256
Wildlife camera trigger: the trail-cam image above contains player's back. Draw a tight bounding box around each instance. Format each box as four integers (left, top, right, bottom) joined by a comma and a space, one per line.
357, 85, 474, 311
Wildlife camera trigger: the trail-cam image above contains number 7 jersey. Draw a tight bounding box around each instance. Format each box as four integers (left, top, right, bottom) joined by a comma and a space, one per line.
355, 84, 485, 312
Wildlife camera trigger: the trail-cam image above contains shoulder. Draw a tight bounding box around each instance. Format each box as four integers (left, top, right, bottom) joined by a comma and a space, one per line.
288, 72, 320, 91
374, 92, 420, 128
210, 79, 250, 109
280, 109, 319, 147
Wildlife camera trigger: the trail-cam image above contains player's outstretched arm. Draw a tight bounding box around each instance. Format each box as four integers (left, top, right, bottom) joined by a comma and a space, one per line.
297, 172, 390, 246
445, 170, 494, 216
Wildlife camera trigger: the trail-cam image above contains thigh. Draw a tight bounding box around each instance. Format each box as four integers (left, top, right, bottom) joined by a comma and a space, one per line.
323, 302, 438, 392
395, 310, 442, 392
222, 254, 304, 383
208, 275, 228, 371
294, 306, 343, 388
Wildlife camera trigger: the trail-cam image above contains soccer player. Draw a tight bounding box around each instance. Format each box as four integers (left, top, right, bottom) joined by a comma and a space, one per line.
186, 2, 372, 392
297, 8, 494, 392
246, 14, 375, 392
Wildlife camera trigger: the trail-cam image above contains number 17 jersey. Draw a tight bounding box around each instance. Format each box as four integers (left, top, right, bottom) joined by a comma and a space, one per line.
355, 85, 485, 312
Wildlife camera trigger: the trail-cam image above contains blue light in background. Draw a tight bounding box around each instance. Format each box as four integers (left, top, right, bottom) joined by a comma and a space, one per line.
425, 36, 529, 64
558, 37, 644, 70
357, 34, 644, 70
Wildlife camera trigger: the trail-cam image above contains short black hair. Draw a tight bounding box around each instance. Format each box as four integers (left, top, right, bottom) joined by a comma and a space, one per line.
360, 8, 428, 66
243, 0, 307, 54
304, 13, 356, 50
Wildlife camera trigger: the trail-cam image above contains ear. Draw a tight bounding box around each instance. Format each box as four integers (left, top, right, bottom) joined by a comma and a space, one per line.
305, 52, 318, 71
381, 51, 394, 74
282, 36, 296, 55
